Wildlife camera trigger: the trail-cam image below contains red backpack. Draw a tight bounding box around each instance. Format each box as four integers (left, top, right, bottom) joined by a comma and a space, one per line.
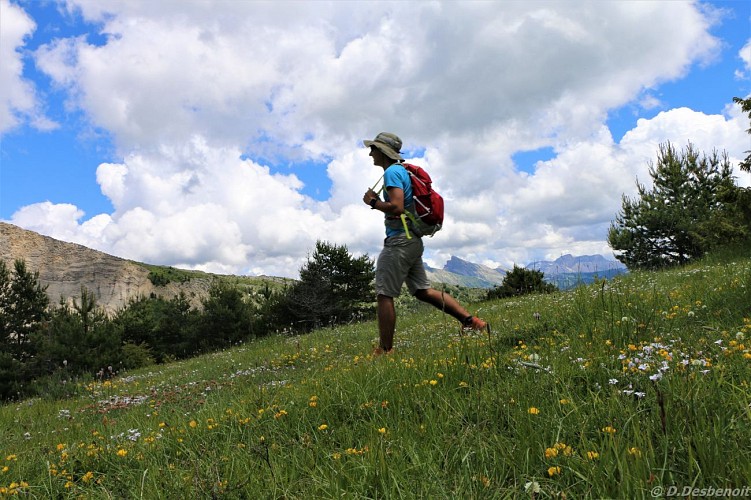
402, 162, 444, 237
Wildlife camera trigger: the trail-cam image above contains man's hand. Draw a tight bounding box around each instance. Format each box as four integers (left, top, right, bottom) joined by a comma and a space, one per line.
363, 188, 379, 207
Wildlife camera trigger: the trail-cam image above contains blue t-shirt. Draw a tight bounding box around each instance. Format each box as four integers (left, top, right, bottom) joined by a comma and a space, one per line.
382, 163, 413, 237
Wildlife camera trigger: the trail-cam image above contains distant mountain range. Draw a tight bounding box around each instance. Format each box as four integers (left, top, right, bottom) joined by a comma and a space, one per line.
425, 254, 627, 290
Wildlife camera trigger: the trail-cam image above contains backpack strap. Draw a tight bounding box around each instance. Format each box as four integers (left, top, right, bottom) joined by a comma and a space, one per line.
374, 165, 415, 239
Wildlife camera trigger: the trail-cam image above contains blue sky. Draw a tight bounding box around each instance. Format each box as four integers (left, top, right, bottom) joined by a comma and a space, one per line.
1, 0, 750, 278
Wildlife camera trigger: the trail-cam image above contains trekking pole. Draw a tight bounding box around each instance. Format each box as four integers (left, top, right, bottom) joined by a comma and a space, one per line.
371, 175, 384, 194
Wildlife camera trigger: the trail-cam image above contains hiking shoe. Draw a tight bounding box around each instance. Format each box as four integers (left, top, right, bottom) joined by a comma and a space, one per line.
372, 346, 393, 357
463, 316, 489, 333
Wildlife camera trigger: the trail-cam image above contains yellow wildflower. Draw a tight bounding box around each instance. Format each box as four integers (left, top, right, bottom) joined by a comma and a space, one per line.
587, 451, 599, 460
545, 447, 558, 459
602, 426, 616, 435
528, 407, 540, 415
117, 449, 128, 457
318, 424, 328, 431
547, 466, 561, 477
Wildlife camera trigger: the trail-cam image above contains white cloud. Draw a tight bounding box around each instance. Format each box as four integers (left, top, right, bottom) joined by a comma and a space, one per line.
737, 39, 751, 78
0, 0, 56, 134
8, 1, 749, 275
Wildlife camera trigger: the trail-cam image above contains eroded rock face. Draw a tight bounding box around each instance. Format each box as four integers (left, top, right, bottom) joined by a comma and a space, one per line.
0, 222, 211, 313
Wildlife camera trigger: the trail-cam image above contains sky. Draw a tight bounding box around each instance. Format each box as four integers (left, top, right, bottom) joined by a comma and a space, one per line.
1, 0, 750, 279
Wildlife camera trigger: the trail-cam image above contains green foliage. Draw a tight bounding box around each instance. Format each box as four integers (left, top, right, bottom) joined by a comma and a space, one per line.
199, 280, 255, 349
115, 294, 200, 362
120, 342, 156, 369
34, 288, 122, 377
275, 240, 375, 331
608, 142, 747, 270
146, 266, 193, 286
0, 260, 50, 398
0, 260, 49, 361
486, 264, 557, 299
0, 352, 24, 400
733, 96, 751, 173
0, 258, 281, 400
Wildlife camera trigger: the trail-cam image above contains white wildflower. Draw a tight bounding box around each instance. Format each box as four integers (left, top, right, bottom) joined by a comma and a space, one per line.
525, 481, 541, 494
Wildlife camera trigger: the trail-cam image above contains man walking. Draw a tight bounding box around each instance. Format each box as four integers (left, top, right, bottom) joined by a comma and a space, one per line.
362, 132, 488, 354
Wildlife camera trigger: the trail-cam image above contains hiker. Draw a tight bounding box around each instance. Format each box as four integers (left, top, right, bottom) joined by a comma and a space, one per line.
362, 132, 488, 354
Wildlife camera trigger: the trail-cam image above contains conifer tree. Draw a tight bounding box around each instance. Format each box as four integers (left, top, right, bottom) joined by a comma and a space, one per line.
608, 142, 745, 269
486, 264, 556, 300
0, 260, 49, 362
280, 241, 375, 330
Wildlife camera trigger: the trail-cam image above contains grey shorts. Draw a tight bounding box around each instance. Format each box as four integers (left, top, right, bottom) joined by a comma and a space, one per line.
375, 234, 431, 297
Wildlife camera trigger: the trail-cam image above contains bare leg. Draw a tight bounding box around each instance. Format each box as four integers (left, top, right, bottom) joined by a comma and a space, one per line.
414, 288, 471, 322
377, 294, 396, 351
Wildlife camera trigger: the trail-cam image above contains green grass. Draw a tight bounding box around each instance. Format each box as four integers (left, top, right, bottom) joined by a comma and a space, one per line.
142, 262, 294, 290
2, 252, 751, 498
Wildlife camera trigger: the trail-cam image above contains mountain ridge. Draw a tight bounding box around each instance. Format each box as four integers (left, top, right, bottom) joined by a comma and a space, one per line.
0, 222, 289, 313
426, 254, 627, 290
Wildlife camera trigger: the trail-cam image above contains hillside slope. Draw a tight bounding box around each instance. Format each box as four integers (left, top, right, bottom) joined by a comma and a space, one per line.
0, 222, 286, 313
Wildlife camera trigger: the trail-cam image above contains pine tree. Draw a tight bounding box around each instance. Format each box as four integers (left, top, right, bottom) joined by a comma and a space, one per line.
486, 264, 556, 300
0, 260, 49, 362
280, 241, 375, 330
608, 142, 746, 269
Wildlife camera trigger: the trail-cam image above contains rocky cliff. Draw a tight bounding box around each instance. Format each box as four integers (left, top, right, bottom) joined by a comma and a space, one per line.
0, 222, 214, 313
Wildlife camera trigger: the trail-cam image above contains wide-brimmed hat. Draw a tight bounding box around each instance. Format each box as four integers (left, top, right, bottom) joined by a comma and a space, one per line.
363, 132, 403, 161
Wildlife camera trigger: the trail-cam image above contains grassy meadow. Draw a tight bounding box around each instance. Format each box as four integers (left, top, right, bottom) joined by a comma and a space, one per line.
1, 249, 751, 498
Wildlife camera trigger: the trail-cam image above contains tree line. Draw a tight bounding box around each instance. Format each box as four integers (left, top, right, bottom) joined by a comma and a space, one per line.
0, 241, 374, 401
